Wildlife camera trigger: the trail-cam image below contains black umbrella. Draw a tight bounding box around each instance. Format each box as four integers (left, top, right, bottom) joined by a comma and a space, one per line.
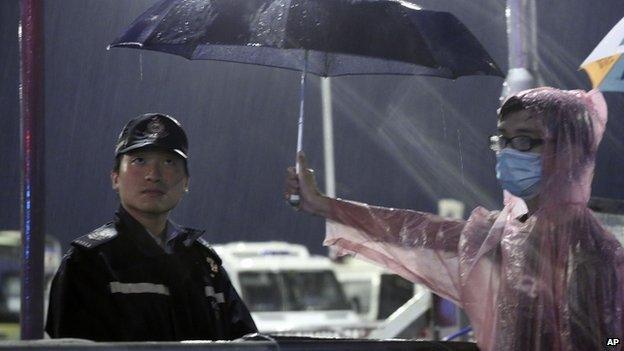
109, 0, 503, 203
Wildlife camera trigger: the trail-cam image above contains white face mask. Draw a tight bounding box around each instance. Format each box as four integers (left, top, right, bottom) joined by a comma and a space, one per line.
495, 148, 542, 199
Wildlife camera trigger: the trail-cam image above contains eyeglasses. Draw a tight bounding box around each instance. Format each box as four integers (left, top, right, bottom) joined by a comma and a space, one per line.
489, 135, 543, 152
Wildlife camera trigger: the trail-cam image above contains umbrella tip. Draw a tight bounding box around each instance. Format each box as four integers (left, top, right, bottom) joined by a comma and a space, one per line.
107, 42, 145, 50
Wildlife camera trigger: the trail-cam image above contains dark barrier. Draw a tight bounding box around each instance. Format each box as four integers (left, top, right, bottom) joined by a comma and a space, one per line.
0, 336, 479, 351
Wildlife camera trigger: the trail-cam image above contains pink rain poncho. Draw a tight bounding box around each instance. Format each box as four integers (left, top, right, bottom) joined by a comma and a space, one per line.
323, 88, 624, 350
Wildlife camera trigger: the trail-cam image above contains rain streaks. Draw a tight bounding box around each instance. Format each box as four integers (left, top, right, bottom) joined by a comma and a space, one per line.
328, 76, 497, 208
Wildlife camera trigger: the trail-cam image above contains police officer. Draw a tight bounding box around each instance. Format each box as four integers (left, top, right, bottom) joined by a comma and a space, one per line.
46, 113, 257, 341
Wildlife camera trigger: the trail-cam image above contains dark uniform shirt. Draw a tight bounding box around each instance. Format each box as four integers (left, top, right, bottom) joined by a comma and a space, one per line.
45, 206, 257, 341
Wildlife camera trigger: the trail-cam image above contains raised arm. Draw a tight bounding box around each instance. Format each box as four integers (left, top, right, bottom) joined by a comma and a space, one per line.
327, 197, 465, 252
285, 152, 467, 303
285, 152, 465, 250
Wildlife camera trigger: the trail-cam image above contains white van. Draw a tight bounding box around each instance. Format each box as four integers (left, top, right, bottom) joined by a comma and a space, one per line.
212, 241, 368, 337
332, 256, 432, 339
332, 256, 422, 322
0, 230, 62, 339
331, 199, 463, 339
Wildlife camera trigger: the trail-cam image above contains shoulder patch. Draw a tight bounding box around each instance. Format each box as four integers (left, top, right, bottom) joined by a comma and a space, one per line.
72, 223, 118, 249
196, 237, 222, 266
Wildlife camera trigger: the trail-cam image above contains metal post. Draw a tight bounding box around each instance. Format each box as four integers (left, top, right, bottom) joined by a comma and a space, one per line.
507, 0, 528, 70
321, 77, 335, 199
500, 0, 536, 101
19, 0, 45, 340
321, 77, 339, 259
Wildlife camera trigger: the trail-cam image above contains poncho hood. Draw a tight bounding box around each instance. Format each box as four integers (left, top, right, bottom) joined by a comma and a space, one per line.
502, 87, 607, 208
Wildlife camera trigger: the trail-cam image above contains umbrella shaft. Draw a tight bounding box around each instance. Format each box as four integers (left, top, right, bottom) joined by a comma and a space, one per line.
296, 51, 308, 173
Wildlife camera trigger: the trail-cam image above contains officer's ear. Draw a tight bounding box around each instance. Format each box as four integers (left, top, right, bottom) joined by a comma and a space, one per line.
111, 170, 119, 192
111, 155, 122, 192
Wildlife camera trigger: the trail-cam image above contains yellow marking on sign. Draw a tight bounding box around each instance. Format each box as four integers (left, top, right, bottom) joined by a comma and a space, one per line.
582, 54, 621, 88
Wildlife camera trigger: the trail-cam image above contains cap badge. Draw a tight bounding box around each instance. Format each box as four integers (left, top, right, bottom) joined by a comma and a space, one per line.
146, 117, 168, 139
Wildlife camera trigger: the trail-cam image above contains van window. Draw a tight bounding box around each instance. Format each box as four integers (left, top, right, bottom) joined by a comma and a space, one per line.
239, 270, 350, 312
237, 272, 285, 311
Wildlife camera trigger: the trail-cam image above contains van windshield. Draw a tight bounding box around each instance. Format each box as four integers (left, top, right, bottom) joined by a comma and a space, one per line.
239, 270, 351, 312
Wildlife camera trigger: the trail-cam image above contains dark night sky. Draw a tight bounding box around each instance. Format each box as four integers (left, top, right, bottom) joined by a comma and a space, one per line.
1, 0, 623, 254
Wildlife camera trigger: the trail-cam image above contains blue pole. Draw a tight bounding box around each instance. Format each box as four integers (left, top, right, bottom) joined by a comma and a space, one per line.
19, 0, 45, 339
442, 326, 473, 341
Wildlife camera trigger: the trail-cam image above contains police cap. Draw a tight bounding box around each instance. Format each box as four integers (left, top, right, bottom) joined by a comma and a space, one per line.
115, 113, 188, 159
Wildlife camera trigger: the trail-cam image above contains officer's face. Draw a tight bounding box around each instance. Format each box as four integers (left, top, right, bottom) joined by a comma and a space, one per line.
111, 149, 189, 217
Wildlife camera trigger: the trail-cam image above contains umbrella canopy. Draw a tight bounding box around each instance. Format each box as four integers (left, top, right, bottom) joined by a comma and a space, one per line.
109, 0, 503, 206
581, 17, 624, 92
109, 0, 502, 78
